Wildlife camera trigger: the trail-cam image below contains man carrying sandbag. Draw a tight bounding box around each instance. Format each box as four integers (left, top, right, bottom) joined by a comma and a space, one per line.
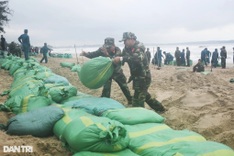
80, 37, 132, 105
113, 32, 166, 113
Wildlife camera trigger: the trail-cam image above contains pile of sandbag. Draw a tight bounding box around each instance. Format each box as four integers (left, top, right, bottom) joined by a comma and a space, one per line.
50, 53, 73, 58
0, 56, 77, 114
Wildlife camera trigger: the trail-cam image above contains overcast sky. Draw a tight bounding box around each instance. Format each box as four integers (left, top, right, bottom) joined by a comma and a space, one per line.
3, 0, 234, 47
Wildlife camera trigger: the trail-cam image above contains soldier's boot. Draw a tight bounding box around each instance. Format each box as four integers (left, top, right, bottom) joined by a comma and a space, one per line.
132, 98, 144, 108
146, 98, 166, 113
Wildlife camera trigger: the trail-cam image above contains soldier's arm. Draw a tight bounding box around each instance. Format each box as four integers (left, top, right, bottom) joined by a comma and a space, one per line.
18, 35, 22, 44
82, 48, 103, 58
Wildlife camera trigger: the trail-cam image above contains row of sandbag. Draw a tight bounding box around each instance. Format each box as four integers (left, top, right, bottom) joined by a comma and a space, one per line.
0, 56, 138, 155
0, 55, 77, 114
52, 97, 164, 154
50, 53, 73, 58
57, 97, 234, 156
5, 98, 234, 156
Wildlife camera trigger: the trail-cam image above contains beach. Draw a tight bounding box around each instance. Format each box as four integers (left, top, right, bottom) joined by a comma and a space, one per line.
0, 55, 234, 155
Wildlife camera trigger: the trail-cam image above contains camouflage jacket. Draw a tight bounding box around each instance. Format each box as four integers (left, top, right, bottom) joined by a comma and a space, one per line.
122, 41, 150, 78
84, 46, 123, 74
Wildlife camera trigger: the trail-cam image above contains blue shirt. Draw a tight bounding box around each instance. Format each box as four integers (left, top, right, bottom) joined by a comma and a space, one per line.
41, 45, 51, 54
18, 33, 30, 47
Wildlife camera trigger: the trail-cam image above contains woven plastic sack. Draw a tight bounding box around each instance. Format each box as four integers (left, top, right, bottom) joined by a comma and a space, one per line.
7, 106, 64, 137
71, 64, 81, 72
102, 107, 164, 125
61, 92, 93, 104
78, 57, 114, 89
3, 96, 23, 114
1, 59, 13, 70
63, 115, 129, 152
9, 60, 24, 75
47, 85, 77, 103
53, 108, 90, 141
9, 80, 44, 98
125, 123, 230, 156
73, 149, 139, 156
60, 62, 75, 69
44, 74, 70, 86
63, 97, 125, 115
19, 95, 52, 113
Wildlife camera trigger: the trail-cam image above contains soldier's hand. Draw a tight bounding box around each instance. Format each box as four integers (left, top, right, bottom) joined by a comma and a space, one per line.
101, 47, 109, 56
80, 51, 86, 56
112, 57, 121, 64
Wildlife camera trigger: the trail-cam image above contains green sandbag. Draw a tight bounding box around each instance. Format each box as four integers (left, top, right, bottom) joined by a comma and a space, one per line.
63, 97, 125, 116
61, 92, 93, 104
73, 149, 140, 156
13, 62, 48, 80
165, 141, 234, 156
60, 62, 75, 69
39, 83, 66, 97
9, 80, 44, 98
125, 123, 212, 156
102, 107, 164, 125
19, 95, 52, 113
11, 76, 36, 89
9, 60, 24, 75
131, 140, 234, 156
7, 105, 64, 137
63, 115, 129, 152
1, 59, 13, 70
13, 69, 36, 81
34, 70, 54, 80
47, 85, 78, 103
71, 64, 81, 72
3, 95, 23, 114
53, 108, 90, 141
78, 56, 114, 89
64, 53, 72, 58
44, 74, 70, 86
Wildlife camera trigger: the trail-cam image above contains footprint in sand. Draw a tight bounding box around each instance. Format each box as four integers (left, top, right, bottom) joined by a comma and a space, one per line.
181, 90, 218, 108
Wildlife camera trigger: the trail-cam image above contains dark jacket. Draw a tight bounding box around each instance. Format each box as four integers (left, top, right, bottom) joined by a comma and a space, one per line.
122, 41, 150, 78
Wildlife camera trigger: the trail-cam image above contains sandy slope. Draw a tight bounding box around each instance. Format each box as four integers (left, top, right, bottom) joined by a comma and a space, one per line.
0, 55, 233, 155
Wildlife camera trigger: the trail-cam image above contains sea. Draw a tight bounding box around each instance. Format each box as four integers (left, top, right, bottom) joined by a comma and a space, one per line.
52, 42, 234, 66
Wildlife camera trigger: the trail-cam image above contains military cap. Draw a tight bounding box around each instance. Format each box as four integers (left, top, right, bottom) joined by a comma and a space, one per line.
103, 37, 115, 48
119, 32, 137, 42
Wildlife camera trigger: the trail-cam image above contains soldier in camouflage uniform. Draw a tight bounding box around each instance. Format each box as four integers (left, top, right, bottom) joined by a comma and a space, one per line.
113, 32, 165, 113
81, 37, 132, 104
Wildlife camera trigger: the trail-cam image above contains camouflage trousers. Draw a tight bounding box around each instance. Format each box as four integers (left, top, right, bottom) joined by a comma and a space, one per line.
132, 76, 164, 111
101, 72, 132, 103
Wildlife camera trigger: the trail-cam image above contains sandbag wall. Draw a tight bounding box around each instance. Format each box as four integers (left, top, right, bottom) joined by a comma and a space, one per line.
1, 56, 234, 156
50, 53, 73, 58
0, 55, 77, 114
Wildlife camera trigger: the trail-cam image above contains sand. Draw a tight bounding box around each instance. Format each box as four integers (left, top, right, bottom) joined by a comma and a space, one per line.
0, 55, 233, 155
